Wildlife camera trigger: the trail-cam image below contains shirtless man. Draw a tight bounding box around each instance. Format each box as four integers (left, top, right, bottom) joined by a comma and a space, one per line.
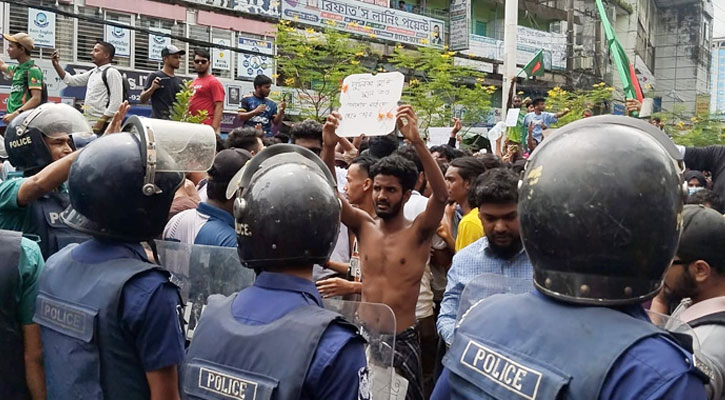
322, 106, 447, 400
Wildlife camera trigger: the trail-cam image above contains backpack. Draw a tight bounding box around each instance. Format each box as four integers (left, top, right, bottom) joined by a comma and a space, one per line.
23, 65, 48, 105
102, 66, 131, 105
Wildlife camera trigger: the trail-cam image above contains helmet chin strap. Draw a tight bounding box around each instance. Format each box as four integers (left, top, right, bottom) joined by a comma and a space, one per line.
141, 123, 163, 196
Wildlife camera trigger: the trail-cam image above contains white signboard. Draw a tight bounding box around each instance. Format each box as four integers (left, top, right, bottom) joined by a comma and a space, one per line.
27, 8, 56, 48
338, 72, 405, 137
104, 25, 131, 57
149, 29, 171, 61
213, 37, 232, 71
505, 108, 520, 127
462, 27, 566, 70
427, 127, 452, 146
281, 0, 445, 48
449, 0, 470, 51
237, 36, 274, 80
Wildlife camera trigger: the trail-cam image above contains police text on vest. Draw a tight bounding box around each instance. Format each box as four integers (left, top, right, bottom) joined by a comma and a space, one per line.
460, 340, 543, 400
198, 367, 257, 400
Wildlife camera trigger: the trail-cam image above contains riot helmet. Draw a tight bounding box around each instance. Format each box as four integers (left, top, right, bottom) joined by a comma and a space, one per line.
519, 115, 685, 305
4, 103, 92, 175
233, 144, 341, 270
62, 117, 216, 241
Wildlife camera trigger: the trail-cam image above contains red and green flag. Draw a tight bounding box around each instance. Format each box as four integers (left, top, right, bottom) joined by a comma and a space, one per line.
519, 49, 544, 79
595, 0, 644, 103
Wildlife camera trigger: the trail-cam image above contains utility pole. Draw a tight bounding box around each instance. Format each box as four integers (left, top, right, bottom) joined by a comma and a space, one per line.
566, 0, 575, 89
502, 0, 518, 121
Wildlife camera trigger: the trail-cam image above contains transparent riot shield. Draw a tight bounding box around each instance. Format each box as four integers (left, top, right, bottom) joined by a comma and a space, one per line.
324, 299, 397, 400
155, 240, 256, 340
457, 273, 533, 323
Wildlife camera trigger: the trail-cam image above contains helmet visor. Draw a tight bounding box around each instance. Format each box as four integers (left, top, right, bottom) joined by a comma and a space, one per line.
123, 117, 216, 172
28, 103, 94, 139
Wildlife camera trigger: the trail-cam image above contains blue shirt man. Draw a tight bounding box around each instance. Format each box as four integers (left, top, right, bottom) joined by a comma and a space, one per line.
162, 148, 252, 248
231, 272, 367, 399
523, 98, 569, 146
237, 74, 285, 137
431, 291, 708, 400
436, 236, 533, 345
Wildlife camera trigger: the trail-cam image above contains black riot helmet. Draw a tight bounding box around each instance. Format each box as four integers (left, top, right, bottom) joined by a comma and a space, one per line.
4, 103, 91, 176
62, 117, 216, 241
233, 144, 341, 270
520, 115, 686, 306
61, 132, 184, 241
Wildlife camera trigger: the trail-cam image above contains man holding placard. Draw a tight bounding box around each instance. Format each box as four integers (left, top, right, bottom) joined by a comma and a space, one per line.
322, 98, 447, 400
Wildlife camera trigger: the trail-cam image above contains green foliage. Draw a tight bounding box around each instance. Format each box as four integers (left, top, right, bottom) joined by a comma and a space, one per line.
544, 82, 615, 128
275, 21, 372, 121
388, 45, 492, 136
170, 80, 209, 124
656, 106, 725, 146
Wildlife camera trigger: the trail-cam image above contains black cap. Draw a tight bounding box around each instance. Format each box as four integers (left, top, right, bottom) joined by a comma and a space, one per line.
161, 45, 186, 57
678, 204, 725, 267
208, 148, 252, 183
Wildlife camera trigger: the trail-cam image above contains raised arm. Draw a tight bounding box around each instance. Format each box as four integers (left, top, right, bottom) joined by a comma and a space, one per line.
322, 113, 372, 234
17, 150, 80, 207
397, 106, 447, 239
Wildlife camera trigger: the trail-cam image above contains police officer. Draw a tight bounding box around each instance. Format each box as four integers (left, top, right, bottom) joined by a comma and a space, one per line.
33, 128, 193, 400
1, 103, 93, 258
182, 144, 368, 400
432, 116, 709, 399
0, 229, 45, 399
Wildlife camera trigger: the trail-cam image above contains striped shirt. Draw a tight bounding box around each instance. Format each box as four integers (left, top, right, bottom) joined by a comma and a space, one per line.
436, 236, 533, 345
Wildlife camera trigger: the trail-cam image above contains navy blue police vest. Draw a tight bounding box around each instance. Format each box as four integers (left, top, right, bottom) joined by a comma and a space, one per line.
24, 191, 90, 259
0, 230, 28, 399
183, 294, 356, 400
444, 292, 667, 399
33, 243, 180, 400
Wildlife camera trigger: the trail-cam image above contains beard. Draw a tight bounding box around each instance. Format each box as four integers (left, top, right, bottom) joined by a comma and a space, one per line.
487, 233, 523, 259
375, 199, 403, 220
664, 268, 699, 305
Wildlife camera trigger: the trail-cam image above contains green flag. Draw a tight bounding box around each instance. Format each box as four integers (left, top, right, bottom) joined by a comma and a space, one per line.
595, 0, 643, 103
520, 49, 544, 79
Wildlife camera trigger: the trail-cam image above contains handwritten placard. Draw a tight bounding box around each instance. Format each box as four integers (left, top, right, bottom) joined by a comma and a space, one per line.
337, 72, 405, 137
505, 108, 520, 127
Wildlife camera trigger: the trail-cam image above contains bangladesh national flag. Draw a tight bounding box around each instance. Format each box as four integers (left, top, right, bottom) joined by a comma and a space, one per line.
521, 49, 544, 79
595, 0, 644, 103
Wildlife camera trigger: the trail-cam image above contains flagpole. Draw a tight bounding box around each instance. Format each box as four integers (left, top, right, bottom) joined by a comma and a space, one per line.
502, 0, 518, 122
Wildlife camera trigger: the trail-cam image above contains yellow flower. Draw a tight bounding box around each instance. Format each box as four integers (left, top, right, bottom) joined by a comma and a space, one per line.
325, 19, 337, 26
351, 60, 360, 65
377, 67, 386, 72
271, 91, 281, 97
440, 54, 450, 59
395, 44, 403, 50
355, 51, 365, 57
645, 83, 652, 90
363, 26, 372, 31
349, 22, 359, 28
476, 78, 485, 83
607, 87, 615, 91
447, 51, 456, 56
305, 28, 315, 34
517, 91, 524, 95
409, 79, 419, 86
421, 38, 429, 45
691, 117, 698, 122
285, 77, 295, 86
271, 74, 279, 79
369, 33, 377, 39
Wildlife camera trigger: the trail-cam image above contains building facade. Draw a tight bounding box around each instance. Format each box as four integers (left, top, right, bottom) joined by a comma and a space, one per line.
711, 37, 725, 115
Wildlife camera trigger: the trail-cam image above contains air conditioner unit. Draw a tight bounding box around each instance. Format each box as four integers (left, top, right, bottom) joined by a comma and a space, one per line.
550, 21, 567, 35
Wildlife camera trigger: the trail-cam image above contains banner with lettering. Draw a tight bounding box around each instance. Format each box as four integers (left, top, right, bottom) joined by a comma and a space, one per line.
186, 0, 280, 18
105, 25, 131, 57
281, 0, 445, 48
212, 37, 232, 71
237, 37, 274, 80
449, 0, 470, 51
337, 71, 404, 137
149, 29, 172, 62
28, 8, 56, 48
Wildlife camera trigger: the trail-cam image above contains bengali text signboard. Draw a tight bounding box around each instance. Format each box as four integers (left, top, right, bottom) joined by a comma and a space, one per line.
282, 0, 445, 48
337, 71, 404, 137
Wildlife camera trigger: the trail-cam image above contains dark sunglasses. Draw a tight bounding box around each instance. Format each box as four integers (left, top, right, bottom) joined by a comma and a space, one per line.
194, 59, 209, 64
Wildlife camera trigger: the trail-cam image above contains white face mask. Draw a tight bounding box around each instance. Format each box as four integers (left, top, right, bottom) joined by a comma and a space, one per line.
688, 186, 704, 196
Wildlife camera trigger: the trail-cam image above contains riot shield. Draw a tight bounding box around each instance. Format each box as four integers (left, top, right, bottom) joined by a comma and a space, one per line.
457, 273, 533, 323
324, 299, 398, 400
155, 240, 256, 340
